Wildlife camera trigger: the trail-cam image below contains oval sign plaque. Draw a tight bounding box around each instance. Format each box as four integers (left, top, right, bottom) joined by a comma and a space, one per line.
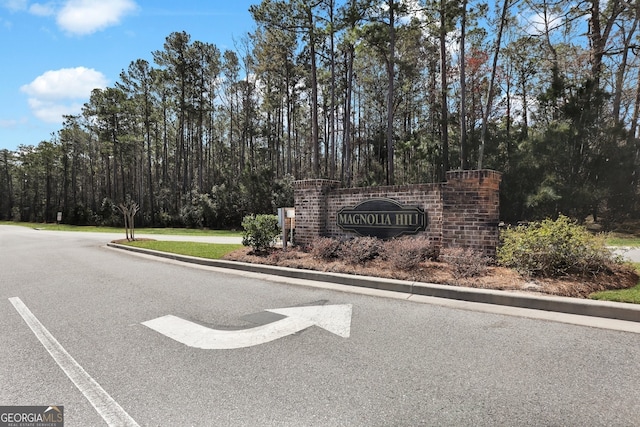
337, 198, 427, 239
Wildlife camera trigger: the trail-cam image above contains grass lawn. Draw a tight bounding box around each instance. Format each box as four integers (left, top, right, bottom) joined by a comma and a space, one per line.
589, 262, 640, 304
605, 236, 640, 247
589, 283, 640, 304
123, 240, 243, 259
0, 221, 242, 237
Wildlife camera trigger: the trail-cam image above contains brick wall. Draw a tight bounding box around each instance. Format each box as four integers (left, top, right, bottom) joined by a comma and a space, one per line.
442, 170, 502, 256
294, 170, 502, 256
293, 179, 341, 248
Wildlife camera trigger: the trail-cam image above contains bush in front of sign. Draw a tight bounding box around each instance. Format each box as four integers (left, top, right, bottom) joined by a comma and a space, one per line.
340, 237, 383, 265
241, 214, 279, 254
382, 237, 439, 271
311, 237, 343, 260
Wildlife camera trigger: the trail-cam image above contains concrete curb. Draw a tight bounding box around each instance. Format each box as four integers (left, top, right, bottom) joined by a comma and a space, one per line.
107, 243, 640, 324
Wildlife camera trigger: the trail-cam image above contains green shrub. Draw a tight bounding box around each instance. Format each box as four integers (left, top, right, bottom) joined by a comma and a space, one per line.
497, 215, 618, 277
241, 214, 279, 253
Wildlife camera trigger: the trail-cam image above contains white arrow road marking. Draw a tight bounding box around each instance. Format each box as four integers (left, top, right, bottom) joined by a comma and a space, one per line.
142, 304, 352, 350
266, 304, 352, 338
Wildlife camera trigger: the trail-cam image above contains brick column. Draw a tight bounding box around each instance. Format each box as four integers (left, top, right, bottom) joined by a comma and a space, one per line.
294, 179, 341, 247
442, 170, 502, 257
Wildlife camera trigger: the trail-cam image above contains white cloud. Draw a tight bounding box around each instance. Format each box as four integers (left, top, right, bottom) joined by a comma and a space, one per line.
29, 2, 55, 17
56, 0, 138, 35
27, 98, 85, 122
1, 0, 27, 12
3, 0, 138, 35
0, 118, 27, 128
522, 12, 564, 36
20, 67, 108, 123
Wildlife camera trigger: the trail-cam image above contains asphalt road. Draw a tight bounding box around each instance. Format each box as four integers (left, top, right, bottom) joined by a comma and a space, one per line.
1, 225, 639, 426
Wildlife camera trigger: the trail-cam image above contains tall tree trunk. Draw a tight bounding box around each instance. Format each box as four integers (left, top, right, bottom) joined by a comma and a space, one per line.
459, 0, 468, 170
307, 7, 321, 178
145, 112, 155, 224
629, 68, 640, 144
612, 3, 638, 124
478, 0, 509, 170
520, 70, 529, 139
386, 0, 396, 185
328, 0, 337, 180
439, 1, 449, 179
344, 43, 355, 187
588, 0, 624, 89
285, 69, 293, 175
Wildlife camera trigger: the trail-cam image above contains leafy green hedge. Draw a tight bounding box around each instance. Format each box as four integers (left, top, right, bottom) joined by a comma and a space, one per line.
497, 215, 618, 277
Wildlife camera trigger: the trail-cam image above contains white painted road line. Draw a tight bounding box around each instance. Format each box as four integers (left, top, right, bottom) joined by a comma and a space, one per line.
9, 297, 140, 427
143, 304, 353, 350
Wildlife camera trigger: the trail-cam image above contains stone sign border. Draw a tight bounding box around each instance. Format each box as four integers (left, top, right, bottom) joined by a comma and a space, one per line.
294, 170, 502, 257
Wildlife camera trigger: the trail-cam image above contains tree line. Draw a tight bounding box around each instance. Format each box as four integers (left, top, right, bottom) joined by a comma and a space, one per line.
1, 0, 639, 229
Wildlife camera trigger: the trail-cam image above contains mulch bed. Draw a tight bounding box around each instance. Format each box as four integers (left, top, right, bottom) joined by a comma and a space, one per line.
223, 247, 639, 298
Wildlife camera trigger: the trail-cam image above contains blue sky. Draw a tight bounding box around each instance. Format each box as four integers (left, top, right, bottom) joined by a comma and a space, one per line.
0, 0, 257, 152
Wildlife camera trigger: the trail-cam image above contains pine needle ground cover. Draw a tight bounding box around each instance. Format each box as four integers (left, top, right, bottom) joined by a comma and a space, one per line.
223, 245, 638, 301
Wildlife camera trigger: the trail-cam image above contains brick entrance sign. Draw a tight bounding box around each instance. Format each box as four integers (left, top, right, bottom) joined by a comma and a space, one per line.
294, 170, 502, 257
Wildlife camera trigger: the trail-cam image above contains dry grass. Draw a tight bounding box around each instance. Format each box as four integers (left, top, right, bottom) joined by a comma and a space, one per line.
223, 246, 639, 299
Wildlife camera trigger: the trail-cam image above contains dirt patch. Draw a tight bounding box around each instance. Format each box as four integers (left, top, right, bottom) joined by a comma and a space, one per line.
223, 247, 638, 298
